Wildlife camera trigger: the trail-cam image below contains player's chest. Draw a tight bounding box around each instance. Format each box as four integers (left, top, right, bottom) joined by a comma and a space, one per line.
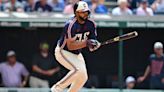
3, 65, 22, 75
72, 24, 91, 42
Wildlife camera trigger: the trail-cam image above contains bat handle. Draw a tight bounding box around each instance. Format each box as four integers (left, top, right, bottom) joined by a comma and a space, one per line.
101, 42, 109, 46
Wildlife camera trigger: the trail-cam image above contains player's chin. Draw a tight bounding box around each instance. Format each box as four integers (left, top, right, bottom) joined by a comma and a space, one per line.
83, 16, 88, 20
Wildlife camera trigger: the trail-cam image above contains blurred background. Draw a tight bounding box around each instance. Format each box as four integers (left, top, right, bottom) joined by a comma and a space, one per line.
0, 0, 164, 92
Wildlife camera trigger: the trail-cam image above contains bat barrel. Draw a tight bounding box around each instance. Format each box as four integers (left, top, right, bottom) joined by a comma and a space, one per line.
101, 31, 138, 46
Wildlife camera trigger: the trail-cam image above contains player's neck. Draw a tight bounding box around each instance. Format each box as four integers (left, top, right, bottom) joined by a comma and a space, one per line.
76, 17, 85, 24
156, 53, 163, 57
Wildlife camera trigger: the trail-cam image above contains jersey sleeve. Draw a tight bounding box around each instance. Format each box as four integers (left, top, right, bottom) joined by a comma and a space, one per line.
88, 21, 97, 40
20, 63, 29, 76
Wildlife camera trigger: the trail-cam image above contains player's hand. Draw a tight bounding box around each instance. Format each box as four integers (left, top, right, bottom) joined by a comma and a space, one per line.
137, 76, 145, 83
20, 81, 27, 87
87, 39, 101, 52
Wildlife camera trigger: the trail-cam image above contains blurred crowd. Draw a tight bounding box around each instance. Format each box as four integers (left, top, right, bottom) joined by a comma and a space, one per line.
0, 0, 163, 15
0, 41, 164, 90
0, 42, 60, 88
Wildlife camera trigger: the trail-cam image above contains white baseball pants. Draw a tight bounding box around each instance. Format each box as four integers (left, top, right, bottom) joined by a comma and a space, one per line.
51, 45, 88, 92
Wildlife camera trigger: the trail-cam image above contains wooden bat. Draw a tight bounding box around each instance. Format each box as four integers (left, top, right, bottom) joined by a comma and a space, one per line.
101, 31, 138, 46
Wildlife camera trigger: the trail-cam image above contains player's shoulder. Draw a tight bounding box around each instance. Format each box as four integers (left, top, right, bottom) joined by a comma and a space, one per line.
16, 61, 24, 66
112, 7, 119, 12
87, 18, 95, 24
65, 17, 77, 26
149, 54, 156, 59
87, 18, 96, 27
0, 62, 6, 66
147, 7, 153, 11
162, 54, 164, 58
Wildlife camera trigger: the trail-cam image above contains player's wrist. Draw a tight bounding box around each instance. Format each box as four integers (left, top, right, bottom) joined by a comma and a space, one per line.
84, 40, 87, 47
40, 70, 46, 74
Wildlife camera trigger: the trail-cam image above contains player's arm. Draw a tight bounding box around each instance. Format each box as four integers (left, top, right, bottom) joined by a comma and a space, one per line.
87, 20, 101, 52
32, 65, 46, 74
21, 75, 28, 87
46, 67, 60, 75
143, 65, 150, 78
137, 65, 150, 82
32, 55, 48, 75
20, 64, 29, 87
138, 55, 152, 83
66, 36, 87, 50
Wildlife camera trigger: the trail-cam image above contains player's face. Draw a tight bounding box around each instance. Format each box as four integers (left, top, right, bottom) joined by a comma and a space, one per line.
154, 48, 163, 56
120, 2, 128, 9
142, 2, 148, 8
127, 82, 135, 89
28, 0, 34, 5
7, 56, 16, 64
76, 11, 89, 21
41, 48, 49, 53
41, 0, 46, 5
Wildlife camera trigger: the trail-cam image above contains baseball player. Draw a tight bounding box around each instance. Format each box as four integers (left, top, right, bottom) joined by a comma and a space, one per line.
138, 42, 164, 89
51, 1, 101, 92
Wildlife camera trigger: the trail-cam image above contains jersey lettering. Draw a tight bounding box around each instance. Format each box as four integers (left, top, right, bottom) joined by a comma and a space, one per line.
75, 32, 90, 42
82, 32, 90, 41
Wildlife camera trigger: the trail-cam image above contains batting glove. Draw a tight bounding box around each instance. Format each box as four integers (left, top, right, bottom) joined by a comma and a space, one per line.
87, 39, 101, 52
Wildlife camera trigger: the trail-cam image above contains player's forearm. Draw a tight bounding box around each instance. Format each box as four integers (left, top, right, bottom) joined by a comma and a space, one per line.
32, 65, 45, 74
22, 75, 28, 86
143, 66, 150, 78
67, 41, 87, 50
48, 67, 60, 74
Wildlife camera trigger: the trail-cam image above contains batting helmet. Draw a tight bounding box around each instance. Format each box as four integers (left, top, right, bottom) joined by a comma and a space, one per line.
73, 1, 90, 14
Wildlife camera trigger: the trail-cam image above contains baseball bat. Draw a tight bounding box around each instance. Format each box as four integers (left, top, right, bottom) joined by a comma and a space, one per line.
101, 31, 138, 46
